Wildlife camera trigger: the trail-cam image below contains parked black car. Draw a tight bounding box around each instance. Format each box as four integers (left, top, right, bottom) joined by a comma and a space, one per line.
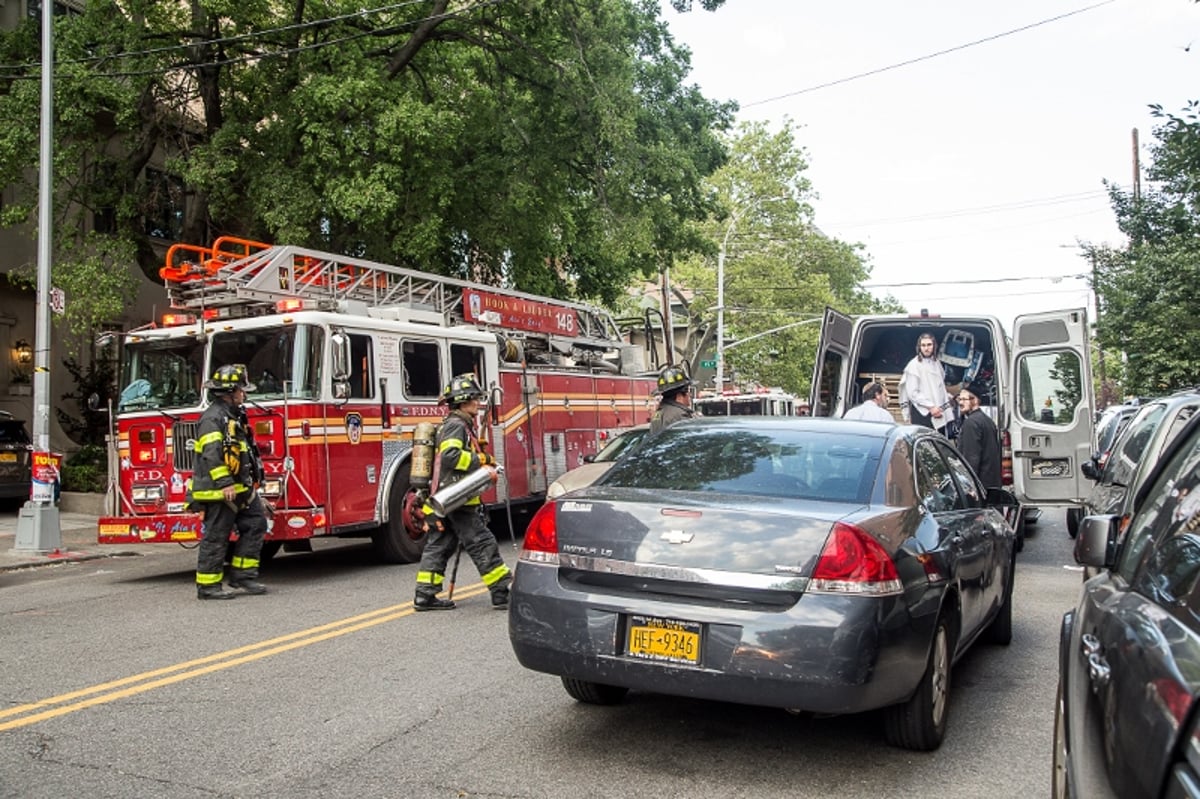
0, 411, 32, 501
510, 418, 1019, 751
1054, 411, 1200, 798
1066, 390, 1200, 539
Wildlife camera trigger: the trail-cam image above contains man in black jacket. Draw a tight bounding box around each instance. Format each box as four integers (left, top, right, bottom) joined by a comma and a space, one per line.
956, 381, 1002, 488
649, 365, 695, 435
189, 364, 271, 600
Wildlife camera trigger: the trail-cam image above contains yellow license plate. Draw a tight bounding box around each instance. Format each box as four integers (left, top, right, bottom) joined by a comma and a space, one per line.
0, 453, 15, 463
626, 615, 701, 665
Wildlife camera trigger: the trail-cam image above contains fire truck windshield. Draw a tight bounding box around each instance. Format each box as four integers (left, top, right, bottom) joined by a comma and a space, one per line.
210, 324, 323, 401
118, 339, 205, 412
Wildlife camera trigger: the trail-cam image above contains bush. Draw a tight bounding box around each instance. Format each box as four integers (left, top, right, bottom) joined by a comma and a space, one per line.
59, 444, 107, 493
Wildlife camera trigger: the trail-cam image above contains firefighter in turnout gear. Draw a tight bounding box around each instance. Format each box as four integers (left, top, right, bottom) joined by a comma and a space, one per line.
189, 364, 271, 600
413, 374, 512, 611
649, 364, 696, 436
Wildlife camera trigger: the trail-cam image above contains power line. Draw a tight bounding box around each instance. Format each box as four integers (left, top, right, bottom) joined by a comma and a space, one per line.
742, 0, 1119, 107
823, 189, 1113, 229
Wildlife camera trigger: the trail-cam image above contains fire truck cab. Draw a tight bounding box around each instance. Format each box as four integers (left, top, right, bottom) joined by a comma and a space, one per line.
99, 240, 657, 563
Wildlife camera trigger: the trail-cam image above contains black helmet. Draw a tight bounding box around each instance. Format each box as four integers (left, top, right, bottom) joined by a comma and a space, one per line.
654, 364, 694, 396
441, 373, 486, 406
203, 363, 256, 393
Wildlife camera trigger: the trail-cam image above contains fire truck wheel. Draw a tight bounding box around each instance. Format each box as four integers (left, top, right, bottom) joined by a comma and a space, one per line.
372, 462, 427, 564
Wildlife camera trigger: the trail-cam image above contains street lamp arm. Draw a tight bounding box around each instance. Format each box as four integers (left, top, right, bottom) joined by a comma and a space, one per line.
724, 317, 823, 351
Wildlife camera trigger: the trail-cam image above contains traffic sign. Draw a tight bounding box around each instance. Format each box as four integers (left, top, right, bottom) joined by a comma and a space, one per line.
700, 359, 716, 369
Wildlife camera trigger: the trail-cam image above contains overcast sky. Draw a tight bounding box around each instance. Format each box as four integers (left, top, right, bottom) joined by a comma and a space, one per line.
661, 0, 1199, 332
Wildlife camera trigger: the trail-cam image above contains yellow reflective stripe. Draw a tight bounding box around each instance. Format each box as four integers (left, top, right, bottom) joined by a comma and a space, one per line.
455, 452, 472, 471
416, 571, 445, 586
465, 496, 481, 505
239, 442, 249, 452
421, 504, 435, 516
231, 556, 259, 570
438, 438, 465, 452
481, 564, 511, 586
195, 431, 223, 450
196, 572, 224, 585
190, 489, 225, 500
210, 465, 231, 479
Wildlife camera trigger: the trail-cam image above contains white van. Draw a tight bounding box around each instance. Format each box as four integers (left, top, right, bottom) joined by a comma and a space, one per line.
811, 308, 1096, 541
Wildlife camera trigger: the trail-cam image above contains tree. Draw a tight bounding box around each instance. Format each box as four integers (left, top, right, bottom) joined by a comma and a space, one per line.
0, 0, 735, 337
1090, 101, 1200, 396
670, 119, 901, 395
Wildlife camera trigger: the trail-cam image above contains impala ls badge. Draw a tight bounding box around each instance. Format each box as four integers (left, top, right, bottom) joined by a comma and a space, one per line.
661, 530, 694, 544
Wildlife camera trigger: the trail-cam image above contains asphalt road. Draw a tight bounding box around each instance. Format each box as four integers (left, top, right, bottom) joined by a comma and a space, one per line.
0, 510, 1084, 799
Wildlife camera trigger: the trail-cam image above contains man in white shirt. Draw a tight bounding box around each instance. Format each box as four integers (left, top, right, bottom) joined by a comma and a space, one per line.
843, 381, 896, 423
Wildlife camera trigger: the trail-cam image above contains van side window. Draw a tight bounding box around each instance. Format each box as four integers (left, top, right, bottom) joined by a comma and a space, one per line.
402, 340, 441, 399
1015, 350, 1083, 427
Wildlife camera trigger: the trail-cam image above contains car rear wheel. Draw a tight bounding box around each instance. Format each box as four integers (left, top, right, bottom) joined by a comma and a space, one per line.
985, 562, 1014, 646
1066, 506, 1081, 539
560, 677, 629, 705
884, 615, 951, 751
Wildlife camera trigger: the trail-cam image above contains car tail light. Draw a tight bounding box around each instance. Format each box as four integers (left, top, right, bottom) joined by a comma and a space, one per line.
520, 502, 559, 564
810, 522, 903, 595
1001, 430, 1013, 486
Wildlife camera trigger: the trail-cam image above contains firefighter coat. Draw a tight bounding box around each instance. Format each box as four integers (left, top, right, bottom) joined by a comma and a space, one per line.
188, 397, 255, 505
435, 408, 489, 506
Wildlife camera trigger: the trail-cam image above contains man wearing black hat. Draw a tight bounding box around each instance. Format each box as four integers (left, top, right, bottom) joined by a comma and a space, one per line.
955, 382, 1002, 488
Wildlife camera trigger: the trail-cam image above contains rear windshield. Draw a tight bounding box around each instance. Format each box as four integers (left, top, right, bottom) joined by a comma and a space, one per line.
601, 424, 883, 502
594, 428, 647, 463
0, 421, 30, 445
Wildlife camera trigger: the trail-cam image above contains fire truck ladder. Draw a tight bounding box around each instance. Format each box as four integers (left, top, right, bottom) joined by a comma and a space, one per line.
162, 240, 627, 352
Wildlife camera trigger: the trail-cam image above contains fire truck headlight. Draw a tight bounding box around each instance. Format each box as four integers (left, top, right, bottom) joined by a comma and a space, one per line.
260, 478, 283, 497
131, 484, 165, 503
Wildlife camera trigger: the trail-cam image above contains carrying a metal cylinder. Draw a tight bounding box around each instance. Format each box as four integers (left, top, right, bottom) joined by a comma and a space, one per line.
410, 422, 438, 488
427, 465, 502, 517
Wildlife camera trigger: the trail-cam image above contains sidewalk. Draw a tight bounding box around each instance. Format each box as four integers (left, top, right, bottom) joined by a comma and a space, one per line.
0, 494, 120, 572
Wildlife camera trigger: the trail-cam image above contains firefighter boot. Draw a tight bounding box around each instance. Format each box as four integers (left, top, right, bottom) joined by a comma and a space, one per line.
197, 583, 237, 600
413, 593, 456, 612
228, 577, 268, 595
490, 587, 510, 610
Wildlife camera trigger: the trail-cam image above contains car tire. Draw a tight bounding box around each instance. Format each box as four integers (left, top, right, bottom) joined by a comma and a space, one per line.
560, 677, 629, 705
1052, 681, 1071, 798
1066, 506, 1081, 539
884, 615, 952, 751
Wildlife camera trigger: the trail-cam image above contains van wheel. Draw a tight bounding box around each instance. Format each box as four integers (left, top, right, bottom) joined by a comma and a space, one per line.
561, 677, 628, 705
884, 615, 952, 751
371, 462, 426, 564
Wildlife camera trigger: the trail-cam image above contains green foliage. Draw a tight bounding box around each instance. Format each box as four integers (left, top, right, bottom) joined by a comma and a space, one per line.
0, 1, 734, 319
1091, 101, 1200, 396
669, 119, 884, 395
55, 355, 117, 447
60, 444, 107, 494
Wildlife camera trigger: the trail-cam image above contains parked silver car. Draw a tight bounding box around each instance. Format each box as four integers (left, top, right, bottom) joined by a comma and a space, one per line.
545, 424, 648, 499
509, 417, 1019, 751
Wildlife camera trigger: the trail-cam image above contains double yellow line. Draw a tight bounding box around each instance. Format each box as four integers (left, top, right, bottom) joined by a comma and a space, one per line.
0, 584, 490, 732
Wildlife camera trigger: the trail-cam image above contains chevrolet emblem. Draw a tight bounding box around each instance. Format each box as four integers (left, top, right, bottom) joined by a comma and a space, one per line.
660, 530, 694, 544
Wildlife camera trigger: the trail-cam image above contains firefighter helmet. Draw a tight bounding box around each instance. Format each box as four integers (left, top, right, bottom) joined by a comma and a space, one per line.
203, 363, 257, 393
654, 364, 694, 396
441, 373, 486, 405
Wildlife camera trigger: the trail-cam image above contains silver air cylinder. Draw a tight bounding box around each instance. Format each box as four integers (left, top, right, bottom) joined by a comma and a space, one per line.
410, 422, 437, 488
427, 465, 502, 517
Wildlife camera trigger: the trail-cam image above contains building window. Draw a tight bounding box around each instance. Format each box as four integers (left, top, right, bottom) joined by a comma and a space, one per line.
143, 168, 185, 240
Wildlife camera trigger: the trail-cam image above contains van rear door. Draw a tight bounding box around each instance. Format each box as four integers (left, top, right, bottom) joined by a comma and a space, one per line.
810, 307, 853, 417
1010, 308, 1095, 504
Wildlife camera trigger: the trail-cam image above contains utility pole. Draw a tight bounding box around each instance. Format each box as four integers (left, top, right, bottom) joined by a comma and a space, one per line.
15, 0, 62, 553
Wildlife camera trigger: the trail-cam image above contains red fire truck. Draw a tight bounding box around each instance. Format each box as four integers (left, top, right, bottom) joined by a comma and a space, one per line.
97, 237, 658, 562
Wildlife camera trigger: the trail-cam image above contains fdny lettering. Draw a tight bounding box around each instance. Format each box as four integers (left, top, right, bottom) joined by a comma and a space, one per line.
399, 405, 444, 417
132, 470, 165, 481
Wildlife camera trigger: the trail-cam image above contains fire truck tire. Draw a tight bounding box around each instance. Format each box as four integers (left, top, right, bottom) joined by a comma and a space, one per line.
372, 462, 427, 564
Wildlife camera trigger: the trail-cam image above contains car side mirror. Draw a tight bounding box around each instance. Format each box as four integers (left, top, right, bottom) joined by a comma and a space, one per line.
985, 487, 1018, 508
1081, 460, 1099, 481
1075, 514, 1120, 569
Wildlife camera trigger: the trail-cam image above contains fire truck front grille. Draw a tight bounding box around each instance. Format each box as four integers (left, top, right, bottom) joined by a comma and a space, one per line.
173, 421, 199, 472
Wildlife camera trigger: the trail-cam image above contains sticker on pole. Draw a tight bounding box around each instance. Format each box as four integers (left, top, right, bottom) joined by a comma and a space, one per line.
30, 451, 61, 503
49, 287, 65, 315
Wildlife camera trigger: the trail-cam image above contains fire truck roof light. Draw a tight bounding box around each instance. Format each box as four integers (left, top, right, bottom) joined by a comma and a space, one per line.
161, 313, 196, 326
276, 298, 308, 313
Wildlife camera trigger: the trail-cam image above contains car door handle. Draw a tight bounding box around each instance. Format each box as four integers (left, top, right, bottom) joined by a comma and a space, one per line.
1082, 632, 1102, 657
1082, 634, 1110, 692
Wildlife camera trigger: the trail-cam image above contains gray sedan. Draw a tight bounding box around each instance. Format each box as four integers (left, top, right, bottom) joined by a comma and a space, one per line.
508, 417, 1018, 751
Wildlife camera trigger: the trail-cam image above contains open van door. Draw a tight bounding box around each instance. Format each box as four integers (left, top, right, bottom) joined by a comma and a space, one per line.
810, 307, 853, 417
1009, 308, 1095, 504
